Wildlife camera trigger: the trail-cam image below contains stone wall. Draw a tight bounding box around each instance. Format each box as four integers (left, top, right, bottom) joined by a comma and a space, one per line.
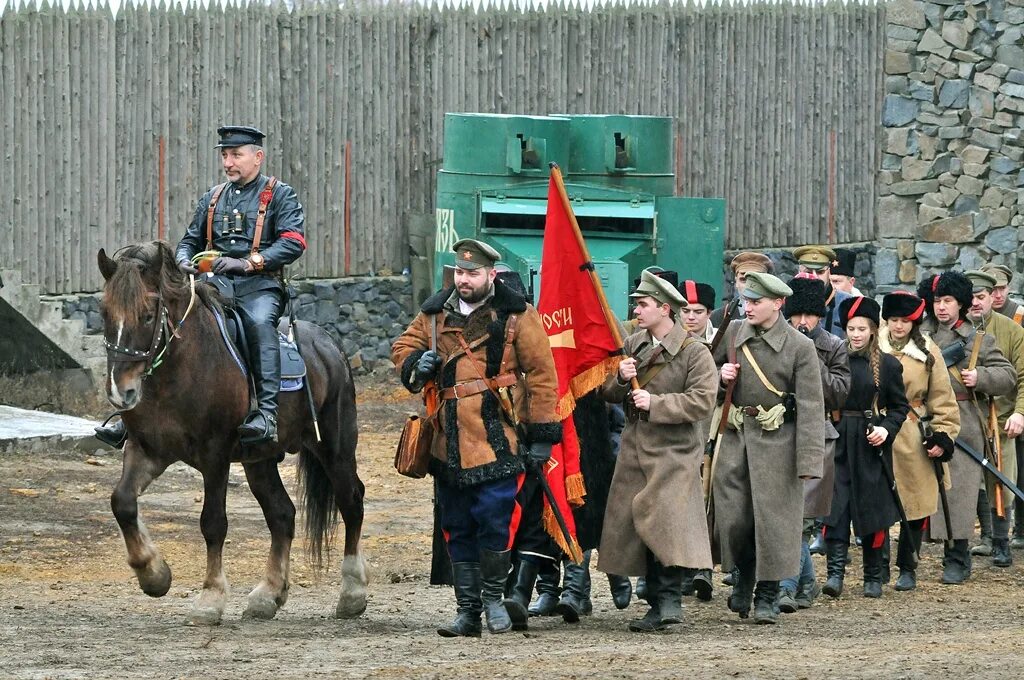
61, 276, 415, 375
879, 0, 1024, 293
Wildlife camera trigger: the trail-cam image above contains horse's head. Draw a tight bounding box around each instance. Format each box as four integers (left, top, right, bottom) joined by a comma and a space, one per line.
97, 241, 187, 409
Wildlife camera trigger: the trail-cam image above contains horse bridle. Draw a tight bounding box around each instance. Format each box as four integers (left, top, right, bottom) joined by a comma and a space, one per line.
103, 275, 198, 378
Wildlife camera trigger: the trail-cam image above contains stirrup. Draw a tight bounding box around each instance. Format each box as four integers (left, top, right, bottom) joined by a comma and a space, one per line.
239, 411, 277, 445
94, 414, 128, 449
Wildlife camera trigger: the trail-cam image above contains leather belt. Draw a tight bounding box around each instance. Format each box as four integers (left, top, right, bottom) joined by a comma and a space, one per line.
840, 410, 868, 417
955, 393, 971, 401
740, 406, 760, 417
830, 410, 841, 422
440, 371, 517, 401
906, 399, 925, 422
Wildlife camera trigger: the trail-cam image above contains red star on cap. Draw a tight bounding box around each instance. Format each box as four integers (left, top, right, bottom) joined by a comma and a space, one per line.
462, 250, 473, 260
831, 259, 839, 268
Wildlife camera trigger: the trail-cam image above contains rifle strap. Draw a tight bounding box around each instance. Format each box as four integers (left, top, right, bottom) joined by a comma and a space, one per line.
635, 337, 695, 389
205, 182, 229, 251
250, 176, 278, 257
741, 344, 784, 397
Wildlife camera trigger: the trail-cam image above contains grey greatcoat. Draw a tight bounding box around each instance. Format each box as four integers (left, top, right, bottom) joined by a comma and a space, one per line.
711, 318, 826, 581
803, 326, 851, 518
923, 319, 1016, 540
597, 322, 718, 576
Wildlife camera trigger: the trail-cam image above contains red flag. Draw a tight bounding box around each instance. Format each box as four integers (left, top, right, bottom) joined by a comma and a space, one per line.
537, 168, 624, 562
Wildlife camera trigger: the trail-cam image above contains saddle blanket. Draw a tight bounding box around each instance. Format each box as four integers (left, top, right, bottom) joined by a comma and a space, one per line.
211, 307, 306, 392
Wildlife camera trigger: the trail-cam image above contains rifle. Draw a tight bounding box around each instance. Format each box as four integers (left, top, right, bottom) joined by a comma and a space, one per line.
954, 438, 1024, 504
865, 410, 918, 558
988, 398, 1006, 518
709, 298, 739, 355
704, 327, 737, 503
919, 417, 953, 548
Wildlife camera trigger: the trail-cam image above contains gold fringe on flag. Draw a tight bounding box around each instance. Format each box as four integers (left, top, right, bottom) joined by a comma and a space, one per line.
554, 356, 623, 419
543, 504, 584, 564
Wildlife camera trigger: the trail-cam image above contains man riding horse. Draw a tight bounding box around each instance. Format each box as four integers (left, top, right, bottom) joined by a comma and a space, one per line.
96, 125, 306, 447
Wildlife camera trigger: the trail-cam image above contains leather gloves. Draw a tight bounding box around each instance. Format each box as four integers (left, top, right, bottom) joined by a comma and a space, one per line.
177, 259, 198, 275
212, 256, 250, 276
414, 350, 442, 383
528, 442, 552, 466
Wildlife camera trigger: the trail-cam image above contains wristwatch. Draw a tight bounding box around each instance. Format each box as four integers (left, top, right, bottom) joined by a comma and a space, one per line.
248, 252, 265, 272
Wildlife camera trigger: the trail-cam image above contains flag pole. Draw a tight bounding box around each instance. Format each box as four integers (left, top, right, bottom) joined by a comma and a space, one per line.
549, 162, 639, 390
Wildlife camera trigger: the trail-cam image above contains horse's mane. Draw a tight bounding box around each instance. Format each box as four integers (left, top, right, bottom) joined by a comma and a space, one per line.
104, 240, 224, 322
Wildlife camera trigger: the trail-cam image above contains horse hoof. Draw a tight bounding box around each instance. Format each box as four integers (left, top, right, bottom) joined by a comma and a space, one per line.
243, 593, 280, 620
137, 559, 172, 598
185, 607, 223, 627
334, 595, 367, 619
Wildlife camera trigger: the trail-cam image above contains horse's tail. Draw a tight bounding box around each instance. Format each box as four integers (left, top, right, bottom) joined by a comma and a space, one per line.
297, 447, 337, 570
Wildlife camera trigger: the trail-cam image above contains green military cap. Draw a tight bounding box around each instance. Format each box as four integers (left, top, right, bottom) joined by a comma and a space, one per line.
730, 251, 773, 275
981, 263, 1013, 287
793, 245, 838, 272
965, 269, 998, 293
630, 269, 687, 313
741, 272, 793, 300
452, 238, 501, 270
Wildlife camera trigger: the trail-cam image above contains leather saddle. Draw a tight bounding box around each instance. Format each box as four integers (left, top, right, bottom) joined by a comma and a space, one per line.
210, 305, 307, 393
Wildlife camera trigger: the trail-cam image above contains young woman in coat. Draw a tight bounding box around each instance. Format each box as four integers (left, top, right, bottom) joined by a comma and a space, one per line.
879, 292, 960, 592
822, 296, 910, 599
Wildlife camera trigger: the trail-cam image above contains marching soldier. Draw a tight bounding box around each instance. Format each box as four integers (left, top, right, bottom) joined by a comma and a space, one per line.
793, 245, 852, 338
777, 273, 850, 612
879, 291, 960, 592
680, 279, 717, 343
598, 270, 718, 632
95, 125, 306, 447
711, 272, 826, 624
709, 252, 773, 328
919, 271, 1015, 584
982, 263, 1024, 326
965, 270, 1024, 568
391, 239, 562, 637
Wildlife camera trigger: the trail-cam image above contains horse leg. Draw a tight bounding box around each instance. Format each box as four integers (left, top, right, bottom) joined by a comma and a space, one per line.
323, 437, 368, 620
241, 459, 294, 620
186, 464, 230, 626
110, 444, 172, 597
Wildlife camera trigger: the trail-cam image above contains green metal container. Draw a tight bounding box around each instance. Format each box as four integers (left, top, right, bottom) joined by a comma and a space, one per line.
433, 113, 725, 320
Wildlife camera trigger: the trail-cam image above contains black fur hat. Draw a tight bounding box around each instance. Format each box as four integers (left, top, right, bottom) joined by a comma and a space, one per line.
783, 274, 827, 318
632, 267, 678, 291
832, 248, 857, 278
933, 271, 973, 319
839, 295, 880, 328
679, 280, 716, 310
881, 291, 926, 323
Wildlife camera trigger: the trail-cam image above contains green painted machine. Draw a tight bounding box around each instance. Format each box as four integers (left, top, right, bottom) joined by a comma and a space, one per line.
433, 113, 726, 319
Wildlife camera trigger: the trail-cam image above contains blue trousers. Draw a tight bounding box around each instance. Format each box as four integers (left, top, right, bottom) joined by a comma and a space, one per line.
780, 538, 815, 593
436, 475, 524, 563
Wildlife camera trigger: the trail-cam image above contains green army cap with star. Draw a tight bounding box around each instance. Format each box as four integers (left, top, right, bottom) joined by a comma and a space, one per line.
793, 245, 838, 272
629, 269, 687, 313
741, 272, 793, 300
981, 263, 1013, 288
452, 238, 502, 270
965, 269, 998, 293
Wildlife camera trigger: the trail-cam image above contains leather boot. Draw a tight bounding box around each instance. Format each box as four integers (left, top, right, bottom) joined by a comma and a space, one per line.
808, 528, 826, 556
971, 490, 993, 556
556, 551, 591, 623
479, 549, 513, 633
581, 556, 593, 615
679, 567, 696, 596
822, 540, 848, 598
861, 542, 883, 599
880, 534, 891, 585
657, 565, 685, 625
238, 318, 281, 445
629, 559, 663, 632
752, 581, 780, 624
722, 567, 738, 587
894, 569, 916, 591
437, 562, 482, 638
993, 538, 1013, 567
692, 568, 714, 602
528, 560, 560, 616
634, 576, 648, 600
94, 414, 128, 449
503, 558, 539, 631
607, 574, 632, 610
727, 560, 755, 619
941, 539, 972, 585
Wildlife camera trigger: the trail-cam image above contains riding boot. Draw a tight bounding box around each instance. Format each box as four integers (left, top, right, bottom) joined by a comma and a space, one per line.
479, 549, 513, 633
437, 562, 482, 638
822, 540, 848, 598
992, 513, 1013, 567
692, 568, 714, 602
607, 574, 633, 610
880, 534, 891, 585
941, 539, 972, 585
555, 551, 591, 624
861, 542, 883, 599
971, 489, 993, 556
722, 566, 738, 587
239, 321, 281, 445
629, 556, 663, 632
635, 576, 648, 600
895, 522, 922, 592
752, 581, 780, 624
503, 558, 539, 631
581, 555, 593, 615
679, 567, 696, 596
528, 560, 560, 616
94, 414, 127, 449
808, 526, 826, 556
657, 565, 685, 625
727, 558, 755, 619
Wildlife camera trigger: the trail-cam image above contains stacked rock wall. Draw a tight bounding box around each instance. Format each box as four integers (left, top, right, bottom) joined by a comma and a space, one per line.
879, 0, 1024, 293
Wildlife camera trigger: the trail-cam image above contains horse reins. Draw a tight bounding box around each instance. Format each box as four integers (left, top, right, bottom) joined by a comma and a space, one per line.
104, 274, 198, 378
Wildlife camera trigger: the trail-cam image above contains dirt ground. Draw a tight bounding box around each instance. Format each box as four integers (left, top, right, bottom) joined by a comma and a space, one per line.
3, 382, 1024, 679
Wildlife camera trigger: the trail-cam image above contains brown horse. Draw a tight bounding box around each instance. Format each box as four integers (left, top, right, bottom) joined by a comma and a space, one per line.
97, 241, 367, 625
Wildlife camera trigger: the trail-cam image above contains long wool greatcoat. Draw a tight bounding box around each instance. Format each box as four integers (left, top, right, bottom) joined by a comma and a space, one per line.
711, 317, 826, 581
879, 327, 960, 521
923, 319, 1016, 540
803, 326, 851, 518
596, 322, 718, 575
390, 280, 562, 488
978, 311, 1024, 507
824, 350, 910, 537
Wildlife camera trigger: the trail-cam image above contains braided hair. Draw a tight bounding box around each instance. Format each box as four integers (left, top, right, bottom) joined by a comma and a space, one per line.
849, 320, 882, 389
